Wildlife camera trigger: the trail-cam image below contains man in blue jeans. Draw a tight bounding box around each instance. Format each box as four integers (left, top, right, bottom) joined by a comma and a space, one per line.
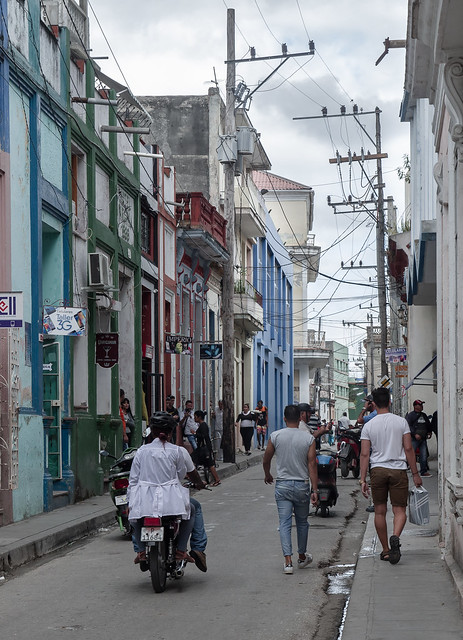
263, 404, 319, 575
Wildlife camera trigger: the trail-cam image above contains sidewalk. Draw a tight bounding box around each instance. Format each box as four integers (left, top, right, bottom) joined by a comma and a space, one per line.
0, 448, 264, 576
340, 471, 463, 640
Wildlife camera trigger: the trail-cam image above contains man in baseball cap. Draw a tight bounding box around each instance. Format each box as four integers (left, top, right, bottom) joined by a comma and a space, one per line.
406, 400, 432, 477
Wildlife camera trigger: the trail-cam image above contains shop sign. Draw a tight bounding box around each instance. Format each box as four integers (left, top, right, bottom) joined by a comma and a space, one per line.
0, 292, 23, 327
165, 334, 192, 355
96, 333, 119, 368
43, 306, 87, 336
199, 343, 223, 359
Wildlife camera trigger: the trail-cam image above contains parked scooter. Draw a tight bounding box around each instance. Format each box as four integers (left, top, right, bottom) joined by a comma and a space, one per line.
140, 515, 188, 593
100, 448, 138, 535
316, 448, 339, 517
337, 428, 361, 479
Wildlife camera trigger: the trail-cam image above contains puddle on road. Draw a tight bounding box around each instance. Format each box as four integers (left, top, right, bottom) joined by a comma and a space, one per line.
326, 563, 355, 595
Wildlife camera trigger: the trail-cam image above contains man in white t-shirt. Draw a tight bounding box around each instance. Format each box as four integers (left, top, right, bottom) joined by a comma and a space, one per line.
263, 404, 319, 575
360, 387, 422, 564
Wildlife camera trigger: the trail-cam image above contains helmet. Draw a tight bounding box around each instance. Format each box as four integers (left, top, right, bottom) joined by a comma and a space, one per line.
149, 411, 176, 433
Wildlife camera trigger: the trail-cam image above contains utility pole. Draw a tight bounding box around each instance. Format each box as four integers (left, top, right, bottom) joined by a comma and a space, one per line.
297, 106, 389, 381
374, 107, 388, 378
221, 7, 236, 463
221, 11, 315, 463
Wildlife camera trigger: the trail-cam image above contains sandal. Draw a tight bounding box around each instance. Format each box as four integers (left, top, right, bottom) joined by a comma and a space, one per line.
176, 550, 195, 563
380, 551, 390, 561
388, 535, 401, 564
211, 481, 221, 487
134, 551, 146, 564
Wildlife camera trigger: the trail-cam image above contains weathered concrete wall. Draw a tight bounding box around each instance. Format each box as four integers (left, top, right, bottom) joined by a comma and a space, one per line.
139, 95, 211, 200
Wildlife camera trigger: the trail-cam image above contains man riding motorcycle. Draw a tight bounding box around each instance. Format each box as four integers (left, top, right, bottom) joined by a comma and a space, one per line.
128, 412, 206, 566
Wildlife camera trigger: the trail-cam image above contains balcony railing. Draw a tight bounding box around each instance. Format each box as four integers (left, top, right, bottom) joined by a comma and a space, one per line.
176, 192, 227, 249
234, 279, 263, 306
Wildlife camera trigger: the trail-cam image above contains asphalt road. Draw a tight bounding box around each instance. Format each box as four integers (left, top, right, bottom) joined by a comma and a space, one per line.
0, 464, 367, 640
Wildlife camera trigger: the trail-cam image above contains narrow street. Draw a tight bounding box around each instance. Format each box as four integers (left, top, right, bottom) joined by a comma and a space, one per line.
0, 464, 367, 640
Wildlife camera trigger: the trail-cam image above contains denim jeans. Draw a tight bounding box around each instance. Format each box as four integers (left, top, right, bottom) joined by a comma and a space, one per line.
187, 434, 198, 450
412, 438, 428, 473
275, 480, 311, 557
131, 502, 196, 554
190, 497, 207, 552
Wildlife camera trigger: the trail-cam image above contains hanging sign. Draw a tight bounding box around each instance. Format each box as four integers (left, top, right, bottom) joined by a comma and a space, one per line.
43, 306, 87, 336
0, 292, 23, 328
165, 334, 192, 355
95, 333, 119, 368
385, 347, 407, 363
200, 343, 223, 360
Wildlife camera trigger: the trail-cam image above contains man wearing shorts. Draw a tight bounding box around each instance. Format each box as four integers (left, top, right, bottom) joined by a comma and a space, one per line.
360, 387, 422, 564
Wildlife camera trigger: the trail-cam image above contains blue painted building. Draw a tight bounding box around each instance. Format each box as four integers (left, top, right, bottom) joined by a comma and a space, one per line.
253, 210, 293, 436
0, 0, 73, 523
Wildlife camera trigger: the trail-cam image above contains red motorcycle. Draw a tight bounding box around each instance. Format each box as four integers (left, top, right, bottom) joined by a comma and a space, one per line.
337, 428, 361, 478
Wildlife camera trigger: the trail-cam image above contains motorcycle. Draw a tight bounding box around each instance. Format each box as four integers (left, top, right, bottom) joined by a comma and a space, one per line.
100, 448, 138, 535
140, 515, 188, 593
337, 428, 361, 479
316, 448, 339, 517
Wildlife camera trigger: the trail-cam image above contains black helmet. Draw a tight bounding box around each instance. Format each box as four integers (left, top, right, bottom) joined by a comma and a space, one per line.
149, 411, 176, 433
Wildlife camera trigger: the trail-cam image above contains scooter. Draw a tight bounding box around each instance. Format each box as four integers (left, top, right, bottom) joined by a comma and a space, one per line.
140, 515, 188, 593
100, 448, 138, 535
337, 428, 361, 479
316, 448, 339, 517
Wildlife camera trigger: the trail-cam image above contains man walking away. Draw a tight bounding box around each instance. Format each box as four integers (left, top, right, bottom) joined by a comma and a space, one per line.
360, 387, 422, 564
263, 404, 318, 575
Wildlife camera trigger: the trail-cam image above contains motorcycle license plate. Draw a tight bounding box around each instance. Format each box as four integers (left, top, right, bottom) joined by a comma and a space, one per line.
141, 527, 164, 542
115, 494, 128, 506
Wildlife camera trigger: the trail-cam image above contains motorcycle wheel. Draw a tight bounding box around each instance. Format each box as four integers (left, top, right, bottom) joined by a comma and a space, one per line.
121, 515, 132, 537
352, 464, 360, 479
340, 459, 349, 478
320, 504, 329, 517
150, 542, 167, 593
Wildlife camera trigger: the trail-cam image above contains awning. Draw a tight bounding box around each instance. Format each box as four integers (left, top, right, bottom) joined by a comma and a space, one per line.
404, 355, 437, 390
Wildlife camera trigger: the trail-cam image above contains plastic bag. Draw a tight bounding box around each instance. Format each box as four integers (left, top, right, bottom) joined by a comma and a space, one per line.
408, 487, 430, 525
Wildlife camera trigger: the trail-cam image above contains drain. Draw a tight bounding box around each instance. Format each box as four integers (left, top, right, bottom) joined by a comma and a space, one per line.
326, 563, 355, 595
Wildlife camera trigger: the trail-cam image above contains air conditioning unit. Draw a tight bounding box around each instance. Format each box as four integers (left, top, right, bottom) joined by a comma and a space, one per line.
88, 253, 110, 288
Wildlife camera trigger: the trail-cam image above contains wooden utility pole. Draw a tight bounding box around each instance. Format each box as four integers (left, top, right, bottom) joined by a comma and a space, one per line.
221, 8, 236, 463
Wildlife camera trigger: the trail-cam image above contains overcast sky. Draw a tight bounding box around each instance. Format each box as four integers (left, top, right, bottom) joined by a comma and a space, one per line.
88, 0, 409, 371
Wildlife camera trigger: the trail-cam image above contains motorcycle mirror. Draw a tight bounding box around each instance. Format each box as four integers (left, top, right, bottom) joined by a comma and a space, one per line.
99, 450, 110, 457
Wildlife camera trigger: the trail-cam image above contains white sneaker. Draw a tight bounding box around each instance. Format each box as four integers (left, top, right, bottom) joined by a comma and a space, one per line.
284, 563, 294, 575
297, 554, 313, 569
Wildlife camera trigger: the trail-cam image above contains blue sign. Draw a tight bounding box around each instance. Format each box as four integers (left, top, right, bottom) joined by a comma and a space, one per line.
0, 292, 23, 328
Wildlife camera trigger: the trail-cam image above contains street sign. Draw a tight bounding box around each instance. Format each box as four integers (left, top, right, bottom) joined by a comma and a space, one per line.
95, 333, 119, 368
378, 375, 393, 389
0, 292, 23, 327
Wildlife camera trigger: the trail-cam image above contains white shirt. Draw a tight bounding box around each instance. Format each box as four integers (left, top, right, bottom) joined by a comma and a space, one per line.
338, 415, 349, 430
181, 410, 197, 436
298, 420, 311, 433
360, 412, 411, 470
127, 439, 194, 520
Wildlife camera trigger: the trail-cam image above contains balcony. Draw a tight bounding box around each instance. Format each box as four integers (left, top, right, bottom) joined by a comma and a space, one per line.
234, 280, 264, 333
176, 193, 229, 264
294, 330, 330, 368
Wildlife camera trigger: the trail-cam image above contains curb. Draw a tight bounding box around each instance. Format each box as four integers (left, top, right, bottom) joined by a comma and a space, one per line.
0, 508, 115, 575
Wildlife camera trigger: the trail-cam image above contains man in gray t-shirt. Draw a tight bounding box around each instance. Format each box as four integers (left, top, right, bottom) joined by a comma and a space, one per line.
263, 405, 319, 575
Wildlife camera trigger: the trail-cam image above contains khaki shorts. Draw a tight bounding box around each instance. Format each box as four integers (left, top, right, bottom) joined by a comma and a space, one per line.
370, 467, 409, 507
